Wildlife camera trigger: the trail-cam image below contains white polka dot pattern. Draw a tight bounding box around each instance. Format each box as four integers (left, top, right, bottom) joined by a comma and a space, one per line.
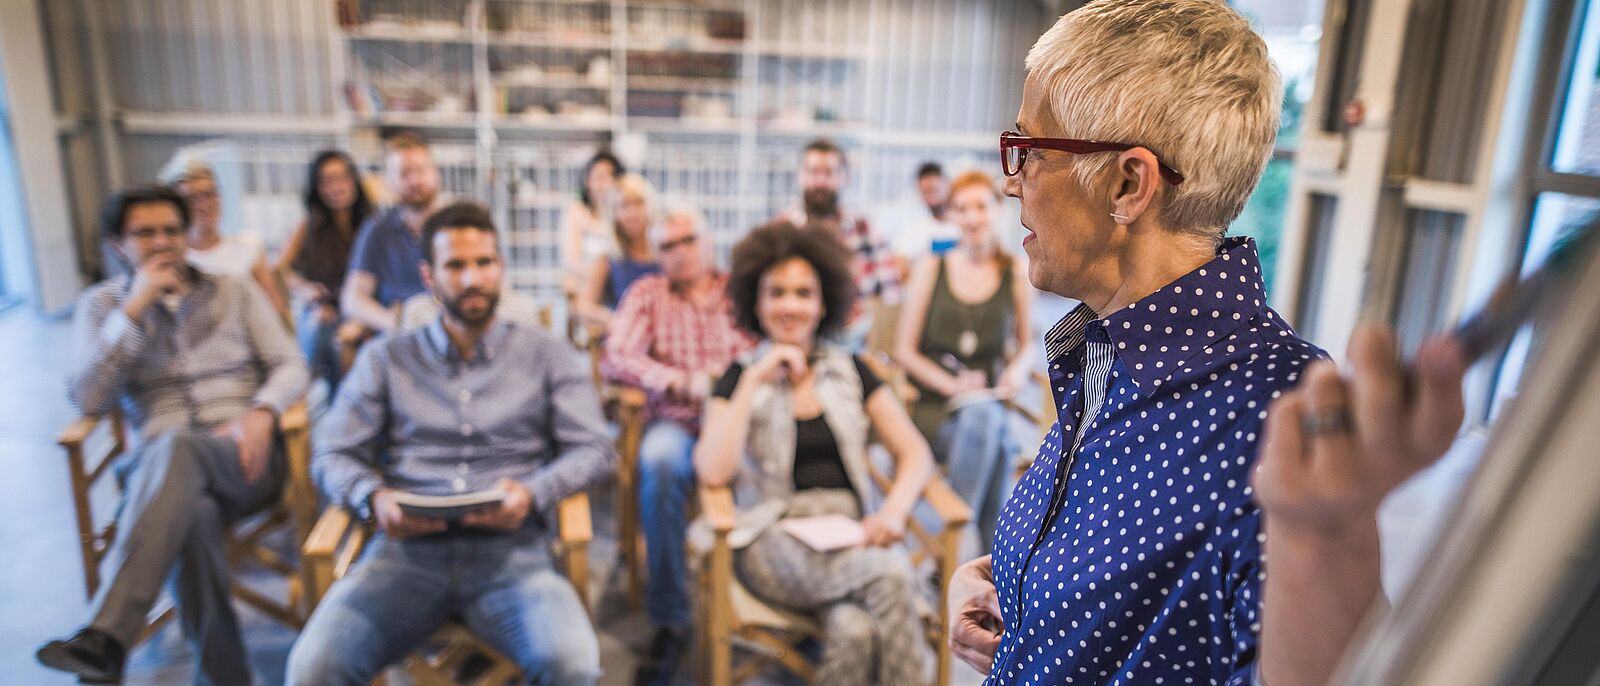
984, 238, 1325, 686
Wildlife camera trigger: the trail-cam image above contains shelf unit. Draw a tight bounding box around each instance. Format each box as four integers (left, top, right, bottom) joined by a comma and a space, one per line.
331, 0, 1008, 300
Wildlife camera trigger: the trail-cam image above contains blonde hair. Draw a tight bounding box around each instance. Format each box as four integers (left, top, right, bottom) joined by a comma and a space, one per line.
614, 173, 657, 254
167, 159, 216, 187
1024, 0, 1281, 236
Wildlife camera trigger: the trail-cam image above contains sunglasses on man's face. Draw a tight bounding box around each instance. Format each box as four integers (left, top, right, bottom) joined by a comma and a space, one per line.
1000, 131, 1185, 186
658, 234, 699, 252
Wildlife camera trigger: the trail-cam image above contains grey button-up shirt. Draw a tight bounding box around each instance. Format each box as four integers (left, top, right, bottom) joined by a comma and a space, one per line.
70, 269, 310, 439
313, 317, 614, 520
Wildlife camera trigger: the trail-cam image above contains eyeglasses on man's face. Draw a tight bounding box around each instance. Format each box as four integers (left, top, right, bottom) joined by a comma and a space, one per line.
999, 131, 1185, 186
658, 234, 699, 252
126, 224, 186, 242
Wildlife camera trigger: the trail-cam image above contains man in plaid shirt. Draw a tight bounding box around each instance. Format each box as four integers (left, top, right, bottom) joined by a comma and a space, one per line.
601, 208, 753, 685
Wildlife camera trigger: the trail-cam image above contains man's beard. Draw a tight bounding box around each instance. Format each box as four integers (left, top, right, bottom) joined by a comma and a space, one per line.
440, 287, 500, 327
401, 187, 438, 212
803, 187, 839, 219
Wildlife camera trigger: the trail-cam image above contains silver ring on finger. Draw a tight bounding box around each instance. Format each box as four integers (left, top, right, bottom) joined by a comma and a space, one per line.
1301, 408, 1352, 436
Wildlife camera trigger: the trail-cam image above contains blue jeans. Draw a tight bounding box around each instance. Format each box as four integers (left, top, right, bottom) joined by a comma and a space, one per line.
638, 419, 697, 627
285, 527, 599, 685
297, 304, 342, 391
937, 400, 1019, 554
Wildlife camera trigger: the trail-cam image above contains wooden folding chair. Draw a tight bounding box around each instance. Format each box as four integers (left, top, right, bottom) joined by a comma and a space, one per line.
301, 493, 595, 686
59, 402, 316, 644
695, 475, 972, 686
566, 307, 650, 611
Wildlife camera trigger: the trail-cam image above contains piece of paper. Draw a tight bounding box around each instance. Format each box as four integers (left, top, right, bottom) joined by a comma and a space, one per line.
780, 514, 866, 552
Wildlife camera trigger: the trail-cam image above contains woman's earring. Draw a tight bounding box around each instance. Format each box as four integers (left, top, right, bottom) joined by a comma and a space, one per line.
1110, 212, 1131, 223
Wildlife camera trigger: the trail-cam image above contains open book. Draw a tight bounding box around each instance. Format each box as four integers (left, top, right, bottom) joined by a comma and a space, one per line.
393, 488, 506, 520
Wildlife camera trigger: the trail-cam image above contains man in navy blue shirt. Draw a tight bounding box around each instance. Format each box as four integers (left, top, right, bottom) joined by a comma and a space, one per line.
946, 2, 1323, 684
341, 132, 442, 333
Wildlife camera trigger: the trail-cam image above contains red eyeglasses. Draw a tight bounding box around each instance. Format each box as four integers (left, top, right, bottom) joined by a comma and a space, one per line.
1000, 131, 1186, 186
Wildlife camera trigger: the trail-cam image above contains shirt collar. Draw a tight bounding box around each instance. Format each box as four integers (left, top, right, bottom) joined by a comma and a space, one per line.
1044, 236, 1271, 391
424, 315, 512, 366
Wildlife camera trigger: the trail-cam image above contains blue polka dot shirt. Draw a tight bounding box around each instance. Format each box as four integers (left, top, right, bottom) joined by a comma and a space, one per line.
986, 237, 1326, 685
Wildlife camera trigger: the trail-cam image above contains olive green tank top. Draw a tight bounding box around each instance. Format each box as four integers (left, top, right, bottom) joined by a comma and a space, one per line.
909, 256, 1014, 444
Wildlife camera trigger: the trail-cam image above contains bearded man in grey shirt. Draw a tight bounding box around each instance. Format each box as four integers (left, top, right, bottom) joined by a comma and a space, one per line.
286, 202, 612, 685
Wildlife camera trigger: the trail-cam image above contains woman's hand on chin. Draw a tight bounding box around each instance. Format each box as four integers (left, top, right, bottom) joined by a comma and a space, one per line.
749, 343, 810, 384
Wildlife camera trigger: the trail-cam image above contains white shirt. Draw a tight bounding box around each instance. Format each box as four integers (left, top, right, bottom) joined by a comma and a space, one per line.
187, 231, 264, 279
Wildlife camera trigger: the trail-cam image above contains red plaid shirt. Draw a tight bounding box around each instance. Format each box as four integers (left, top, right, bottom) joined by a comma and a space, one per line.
600, 272, 754, 427
783, 208, 904, 306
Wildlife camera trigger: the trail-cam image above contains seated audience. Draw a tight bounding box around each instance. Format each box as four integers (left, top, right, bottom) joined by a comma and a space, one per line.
287, 202, 611, 685
169, 160, 290, 317
893, 170, 1035, 553
341, 131, 443, 333
696, 221, 937, 686
562, 149, 625, 296
600, 210, 754, 685
574, 173, 661, 333
37, 186, 309, 685
278, 149, 372, 390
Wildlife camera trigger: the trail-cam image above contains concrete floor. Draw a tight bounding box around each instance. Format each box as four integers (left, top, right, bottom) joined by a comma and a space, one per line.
0, 299, 1477, 685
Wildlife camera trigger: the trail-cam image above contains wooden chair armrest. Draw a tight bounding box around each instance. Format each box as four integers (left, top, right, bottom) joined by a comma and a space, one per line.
58, 415, 104, 448
279, 401, 309, 434
557, 492, 592, 546
613, 385, 648, 409
699, 485, 737, 534
303, 506, 354, 561
922, 475, 972, 528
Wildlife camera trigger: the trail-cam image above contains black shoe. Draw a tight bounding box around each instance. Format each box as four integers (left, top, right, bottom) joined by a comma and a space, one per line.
37, 627, 125, 684
633, 625, 689, 686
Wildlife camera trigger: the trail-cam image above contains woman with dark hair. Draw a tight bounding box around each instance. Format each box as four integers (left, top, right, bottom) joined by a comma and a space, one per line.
893, 170, 1034, 553
277, 149, 373, 389
694, 221, 936, 686
561, 149, 625, 296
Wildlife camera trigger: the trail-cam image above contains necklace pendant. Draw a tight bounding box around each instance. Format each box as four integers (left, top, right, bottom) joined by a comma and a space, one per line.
958, 330, 978, 358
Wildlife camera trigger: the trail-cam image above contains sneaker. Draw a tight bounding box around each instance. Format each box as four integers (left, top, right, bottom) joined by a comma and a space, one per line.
37, 627, 125, 684
633, 625, 689, 686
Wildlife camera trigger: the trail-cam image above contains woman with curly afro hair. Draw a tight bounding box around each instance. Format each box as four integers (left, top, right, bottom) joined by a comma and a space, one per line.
694, 220, 938, 685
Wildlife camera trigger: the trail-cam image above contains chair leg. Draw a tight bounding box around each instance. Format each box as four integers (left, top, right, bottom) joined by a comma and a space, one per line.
65, 443, 102, 598
935, 527, 962, 686
564, 540, 592, 619
705, 540, 733, 686
616, 414, 645, 610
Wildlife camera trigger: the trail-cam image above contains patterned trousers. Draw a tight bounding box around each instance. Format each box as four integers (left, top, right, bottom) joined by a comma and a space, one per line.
733, 489, 932, 686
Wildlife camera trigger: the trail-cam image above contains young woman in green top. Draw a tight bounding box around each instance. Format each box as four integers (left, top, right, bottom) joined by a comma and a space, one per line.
893, 170, 1035, 552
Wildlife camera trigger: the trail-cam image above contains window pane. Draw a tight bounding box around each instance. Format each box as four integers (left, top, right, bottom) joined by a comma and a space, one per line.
1231, 158, 1292, 289
1230, 0, 1328, 148
1490, 193, 1600, 419
1552, 0, 1600, 175
1294, 194, 1339, 341
1391, 210, 1465, 355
